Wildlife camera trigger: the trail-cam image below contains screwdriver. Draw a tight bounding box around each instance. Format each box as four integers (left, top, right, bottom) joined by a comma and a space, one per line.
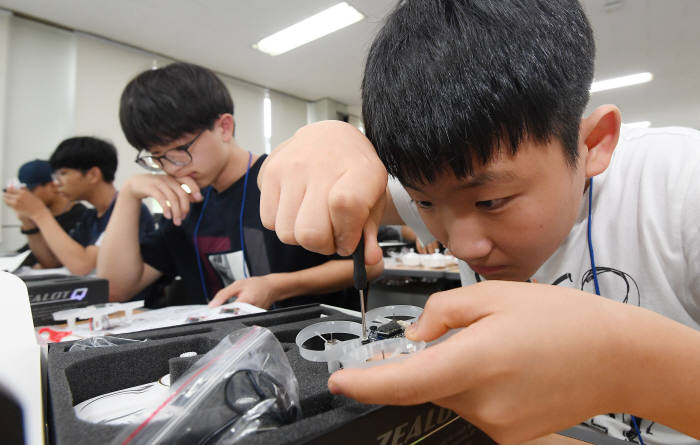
352, 234, 369, 340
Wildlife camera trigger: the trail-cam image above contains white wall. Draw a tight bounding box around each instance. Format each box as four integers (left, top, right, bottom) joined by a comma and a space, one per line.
0, 13, 312, 251
1, 17, 77, 250
270, 90, 308, 149
72, 33, 174, 186
0, 11, 10, 243
220, 76, 266, 155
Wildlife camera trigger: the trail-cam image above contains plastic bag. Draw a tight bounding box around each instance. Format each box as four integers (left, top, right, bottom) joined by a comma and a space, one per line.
68, 335, 144, 351
112, 325, 301, 445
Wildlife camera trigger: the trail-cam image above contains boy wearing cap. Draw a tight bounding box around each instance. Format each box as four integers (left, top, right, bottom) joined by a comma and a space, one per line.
257, 0, 700, 443
4, 138, 153, 276
3, 159, 86, 267
98, 62, 380, 308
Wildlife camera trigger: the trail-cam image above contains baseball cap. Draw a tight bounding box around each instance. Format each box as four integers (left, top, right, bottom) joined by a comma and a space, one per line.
18, 159, 54, 190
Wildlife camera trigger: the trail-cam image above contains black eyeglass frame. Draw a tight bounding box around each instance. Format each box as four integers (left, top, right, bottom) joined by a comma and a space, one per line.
134, 129, 205, 172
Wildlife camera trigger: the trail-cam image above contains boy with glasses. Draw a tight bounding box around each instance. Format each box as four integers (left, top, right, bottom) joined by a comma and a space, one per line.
98, 62, 379, 308
4, 138, 153, 276
257, 0, 700, 443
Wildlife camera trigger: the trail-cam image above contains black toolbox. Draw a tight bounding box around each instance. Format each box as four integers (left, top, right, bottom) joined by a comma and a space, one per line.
45, 304, 620, 444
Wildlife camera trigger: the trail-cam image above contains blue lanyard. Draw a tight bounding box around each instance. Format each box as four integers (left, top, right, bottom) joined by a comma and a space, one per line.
239, 152, 253, 279
586, 178, 601, 296
194, 151, 253, 302
586, 177, 645, 445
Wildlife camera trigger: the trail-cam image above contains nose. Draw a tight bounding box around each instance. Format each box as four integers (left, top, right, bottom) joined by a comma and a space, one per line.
444, 216, 493, 262
162, 161, 187, 176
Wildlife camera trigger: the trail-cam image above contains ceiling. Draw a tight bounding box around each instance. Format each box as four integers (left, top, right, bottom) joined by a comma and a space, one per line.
1, 0, 698, 128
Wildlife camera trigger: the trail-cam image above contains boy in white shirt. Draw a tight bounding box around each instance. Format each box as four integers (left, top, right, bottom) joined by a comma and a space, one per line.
256, 0, 700, 443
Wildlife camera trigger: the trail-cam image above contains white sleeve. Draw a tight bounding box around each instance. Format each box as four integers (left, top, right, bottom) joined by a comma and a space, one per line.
387, 176, 435, 245
682, 157, 700, 310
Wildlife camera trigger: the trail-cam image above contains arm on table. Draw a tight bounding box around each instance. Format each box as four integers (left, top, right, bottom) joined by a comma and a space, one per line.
209, 259, 384, 309
30, 208, 97, 275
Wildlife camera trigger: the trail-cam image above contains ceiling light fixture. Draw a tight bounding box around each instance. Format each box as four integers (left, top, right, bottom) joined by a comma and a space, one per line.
253, 2, 364, 56
590, 72, 653, 93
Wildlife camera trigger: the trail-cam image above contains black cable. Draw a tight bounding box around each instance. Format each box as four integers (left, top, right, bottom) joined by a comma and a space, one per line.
197, 369, 297, 445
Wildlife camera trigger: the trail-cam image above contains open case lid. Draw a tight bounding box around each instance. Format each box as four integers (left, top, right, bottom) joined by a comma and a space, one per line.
0, 271, 44, 444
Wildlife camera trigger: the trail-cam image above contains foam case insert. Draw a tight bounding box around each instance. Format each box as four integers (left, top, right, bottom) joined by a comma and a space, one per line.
46, 305, 512, 444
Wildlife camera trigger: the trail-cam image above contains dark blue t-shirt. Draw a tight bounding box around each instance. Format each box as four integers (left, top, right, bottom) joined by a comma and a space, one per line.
19, 202, 88, 266
140, 154, 358, 309
69, 195, 154, 247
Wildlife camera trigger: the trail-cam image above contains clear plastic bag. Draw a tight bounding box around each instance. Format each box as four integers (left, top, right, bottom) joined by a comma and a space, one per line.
112, 326, 301, 445
68, 336, 144, 351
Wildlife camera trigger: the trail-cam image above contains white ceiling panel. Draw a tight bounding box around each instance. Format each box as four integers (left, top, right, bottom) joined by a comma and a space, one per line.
0, 0, 698, 128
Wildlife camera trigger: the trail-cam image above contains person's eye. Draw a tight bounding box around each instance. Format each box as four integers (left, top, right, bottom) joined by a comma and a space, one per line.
475, 197, 509, 210
413, 200, 434, 210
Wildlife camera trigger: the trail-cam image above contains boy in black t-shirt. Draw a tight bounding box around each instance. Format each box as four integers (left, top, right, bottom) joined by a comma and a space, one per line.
4, 138, 153, 276
3, 159, 86, 267
98, 62, 379, 308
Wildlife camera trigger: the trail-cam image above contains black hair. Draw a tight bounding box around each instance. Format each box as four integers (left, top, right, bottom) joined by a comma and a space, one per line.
362, 0, 595, 185
119, 62, 234, 150
49, 137, 118, 183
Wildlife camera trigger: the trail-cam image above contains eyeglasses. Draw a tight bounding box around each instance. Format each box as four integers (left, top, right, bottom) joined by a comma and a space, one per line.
135, 130, 204, 172
51, 169, 84, 185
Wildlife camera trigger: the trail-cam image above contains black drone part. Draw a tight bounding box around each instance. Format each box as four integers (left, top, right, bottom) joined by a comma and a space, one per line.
376, 320, 404, 339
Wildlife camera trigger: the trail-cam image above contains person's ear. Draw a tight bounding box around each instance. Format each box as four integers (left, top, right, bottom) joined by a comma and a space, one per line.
579, 105, 621, 178
217, 113, 235, 142
85, 166, 103, 184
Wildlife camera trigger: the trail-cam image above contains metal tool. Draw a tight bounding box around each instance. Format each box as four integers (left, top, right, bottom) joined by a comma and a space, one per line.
352, 234, 369, 340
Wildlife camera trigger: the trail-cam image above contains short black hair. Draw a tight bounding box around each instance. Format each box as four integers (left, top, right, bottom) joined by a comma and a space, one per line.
362, 0, 595, 185
120, 62, 234, 151
49, 137, 118, 183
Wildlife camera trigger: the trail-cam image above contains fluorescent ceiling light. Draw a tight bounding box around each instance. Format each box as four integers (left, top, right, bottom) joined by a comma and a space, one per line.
253, 2, 364, 56
624, 121, 651, 128
590, 72, 653, 93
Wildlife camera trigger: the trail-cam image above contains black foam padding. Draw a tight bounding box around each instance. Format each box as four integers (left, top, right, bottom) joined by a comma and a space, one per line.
168, 355, 200, 382
46, 305, 474, 444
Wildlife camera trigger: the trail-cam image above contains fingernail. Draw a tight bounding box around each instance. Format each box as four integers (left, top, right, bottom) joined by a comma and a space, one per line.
405, 318, 420, 339
174, 218, 181, 226
194, 192, 203, 201
327, 376, 341, 394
